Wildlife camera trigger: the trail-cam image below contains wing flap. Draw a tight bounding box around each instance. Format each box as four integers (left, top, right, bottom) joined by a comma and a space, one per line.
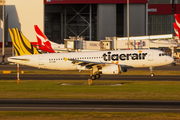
64, 57, 106, 69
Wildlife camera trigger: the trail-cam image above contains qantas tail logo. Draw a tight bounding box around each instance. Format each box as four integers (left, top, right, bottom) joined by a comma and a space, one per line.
173, 23, 179, 36
34, 25, 55, 53
175, 14, 180, 28
175, 14, 180, 39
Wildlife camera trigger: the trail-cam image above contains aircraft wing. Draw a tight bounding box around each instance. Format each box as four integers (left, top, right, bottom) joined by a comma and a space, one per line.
64, 57, 107, 69
64, 57, 134, 69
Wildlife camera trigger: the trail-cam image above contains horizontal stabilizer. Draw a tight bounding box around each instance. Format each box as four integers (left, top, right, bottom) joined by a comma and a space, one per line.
8, 58, 30, 61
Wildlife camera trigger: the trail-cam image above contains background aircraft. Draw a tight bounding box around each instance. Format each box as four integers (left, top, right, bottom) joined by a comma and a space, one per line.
32, 25, 64, 53
8, 28, 174, 80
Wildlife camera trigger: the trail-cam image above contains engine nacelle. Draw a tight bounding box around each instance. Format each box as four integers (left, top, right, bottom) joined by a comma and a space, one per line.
101, 64, 121, 74
122, 68, 128, 72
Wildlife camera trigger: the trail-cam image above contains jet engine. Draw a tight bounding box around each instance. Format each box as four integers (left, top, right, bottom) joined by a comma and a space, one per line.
101, 64, 121, 74
122, 68, 128, 72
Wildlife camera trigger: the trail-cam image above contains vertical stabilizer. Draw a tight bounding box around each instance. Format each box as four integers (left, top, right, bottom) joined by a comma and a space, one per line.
34, 25, 56, 53
9, 28, 39, 56
175, 14, 180, 39
173, 23, 179, 36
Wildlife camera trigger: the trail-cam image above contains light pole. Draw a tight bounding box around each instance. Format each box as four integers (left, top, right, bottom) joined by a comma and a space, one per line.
127, 0, 130, 49
1, 0, 5, 62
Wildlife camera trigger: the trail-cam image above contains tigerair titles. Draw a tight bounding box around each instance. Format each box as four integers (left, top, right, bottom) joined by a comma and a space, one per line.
102, 51, 148, 61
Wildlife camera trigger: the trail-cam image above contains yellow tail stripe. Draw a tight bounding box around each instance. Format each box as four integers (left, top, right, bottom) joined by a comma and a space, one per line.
9, 28, 39, 56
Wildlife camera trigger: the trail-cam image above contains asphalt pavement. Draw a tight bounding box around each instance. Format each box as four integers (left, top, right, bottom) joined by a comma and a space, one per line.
0, 74, 180, 81
1, 99, 180, 112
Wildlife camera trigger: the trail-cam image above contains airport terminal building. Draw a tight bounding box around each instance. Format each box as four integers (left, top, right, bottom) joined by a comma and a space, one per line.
0, 0, 180, 46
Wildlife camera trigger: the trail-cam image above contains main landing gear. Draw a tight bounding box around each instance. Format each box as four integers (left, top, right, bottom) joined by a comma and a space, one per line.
149, 67, 154, 77
88, 67, 101, 85
89, 66, 101, 80
88, 71, 101, 85
90, 73, 101, 80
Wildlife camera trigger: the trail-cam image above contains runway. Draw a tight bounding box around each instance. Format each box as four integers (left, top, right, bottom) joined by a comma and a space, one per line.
0, 99, 180, 112
0, 64, 180, 71
0, 74, 180, 81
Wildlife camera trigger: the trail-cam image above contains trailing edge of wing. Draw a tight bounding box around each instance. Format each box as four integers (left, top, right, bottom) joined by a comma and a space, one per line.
66, 58, 106, 65
64, 58, 107, 69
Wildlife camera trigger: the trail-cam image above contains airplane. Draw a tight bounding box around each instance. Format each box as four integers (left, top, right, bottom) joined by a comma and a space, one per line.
33, 25, 64, 53
8, 28, 174, 80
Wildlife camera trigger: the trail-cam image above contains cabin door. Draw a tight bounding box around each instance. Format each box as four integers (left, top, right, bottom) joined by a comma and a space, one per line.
148, 51, 153, 61
39, 55, 44, 65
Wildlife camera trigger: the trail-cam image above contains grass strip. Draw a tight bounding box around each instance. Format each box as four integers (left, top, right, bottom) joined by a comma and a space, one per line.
0, 80, 180, 100
0, 111, 180, 120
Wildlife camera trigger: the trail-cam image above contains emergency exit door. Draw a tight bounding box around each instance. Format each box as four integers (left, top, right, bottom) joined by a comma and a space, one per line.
39, 55, 44, 65
148, 51, 153, 61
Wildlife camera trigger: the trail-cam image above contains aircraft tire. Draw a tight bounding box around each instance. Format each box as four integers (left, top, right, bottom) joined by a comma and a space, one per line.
90, 75, 96, 80
95, 74, 100, 79
150, 73, 154, 77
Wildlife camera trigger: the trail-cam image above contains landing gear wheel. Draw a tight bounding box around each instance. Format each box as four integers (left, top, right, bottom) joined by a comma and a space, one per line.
150, 73, 154, 77
90, 75, 96, 80
95, 74, 100, 79
149, 67, 154, 77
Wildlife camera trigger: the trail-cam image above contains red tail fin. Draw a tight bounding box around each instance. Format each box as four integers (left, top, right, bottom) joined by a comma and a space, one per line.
175, 14, 180, 39
173, 23, 179, 36
34, 25, 55, 53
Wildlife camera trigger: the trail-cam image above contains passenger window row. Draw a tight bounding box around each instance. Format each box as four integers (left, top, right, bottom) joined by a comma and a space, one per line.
49, 57, 103, 61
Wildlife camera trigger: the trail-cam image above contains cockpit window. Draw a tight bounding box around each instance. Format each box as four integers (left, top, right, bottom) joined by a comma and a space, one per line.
159, 53, 167, 56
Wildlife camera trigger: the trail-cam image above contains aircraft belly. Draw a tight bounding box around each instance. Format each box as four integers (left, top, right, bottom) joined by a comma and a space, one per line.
19, 60, 39, 68
59, 61, 77, 70
44, 61, 77, 70
124, 60, 147, 67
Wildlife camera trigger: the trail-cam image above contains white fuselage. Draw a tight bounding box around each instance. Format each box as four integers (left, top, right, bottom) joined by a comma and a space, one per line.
8, 49, 174, 71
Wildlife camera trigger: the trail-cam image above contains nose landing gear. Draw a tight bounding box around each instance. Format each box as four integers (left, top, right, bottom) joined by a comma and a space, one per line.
149, 67, 154, 77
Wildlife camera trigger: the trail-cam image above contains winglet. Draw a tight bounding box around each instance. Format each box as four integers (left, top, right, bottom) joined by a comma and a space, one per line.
64, 57, 68, 62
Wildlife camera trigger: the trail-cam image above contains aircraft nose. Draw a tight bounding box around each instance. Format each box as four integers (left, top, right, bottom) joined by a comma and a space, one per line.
169, 57, 174, 63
